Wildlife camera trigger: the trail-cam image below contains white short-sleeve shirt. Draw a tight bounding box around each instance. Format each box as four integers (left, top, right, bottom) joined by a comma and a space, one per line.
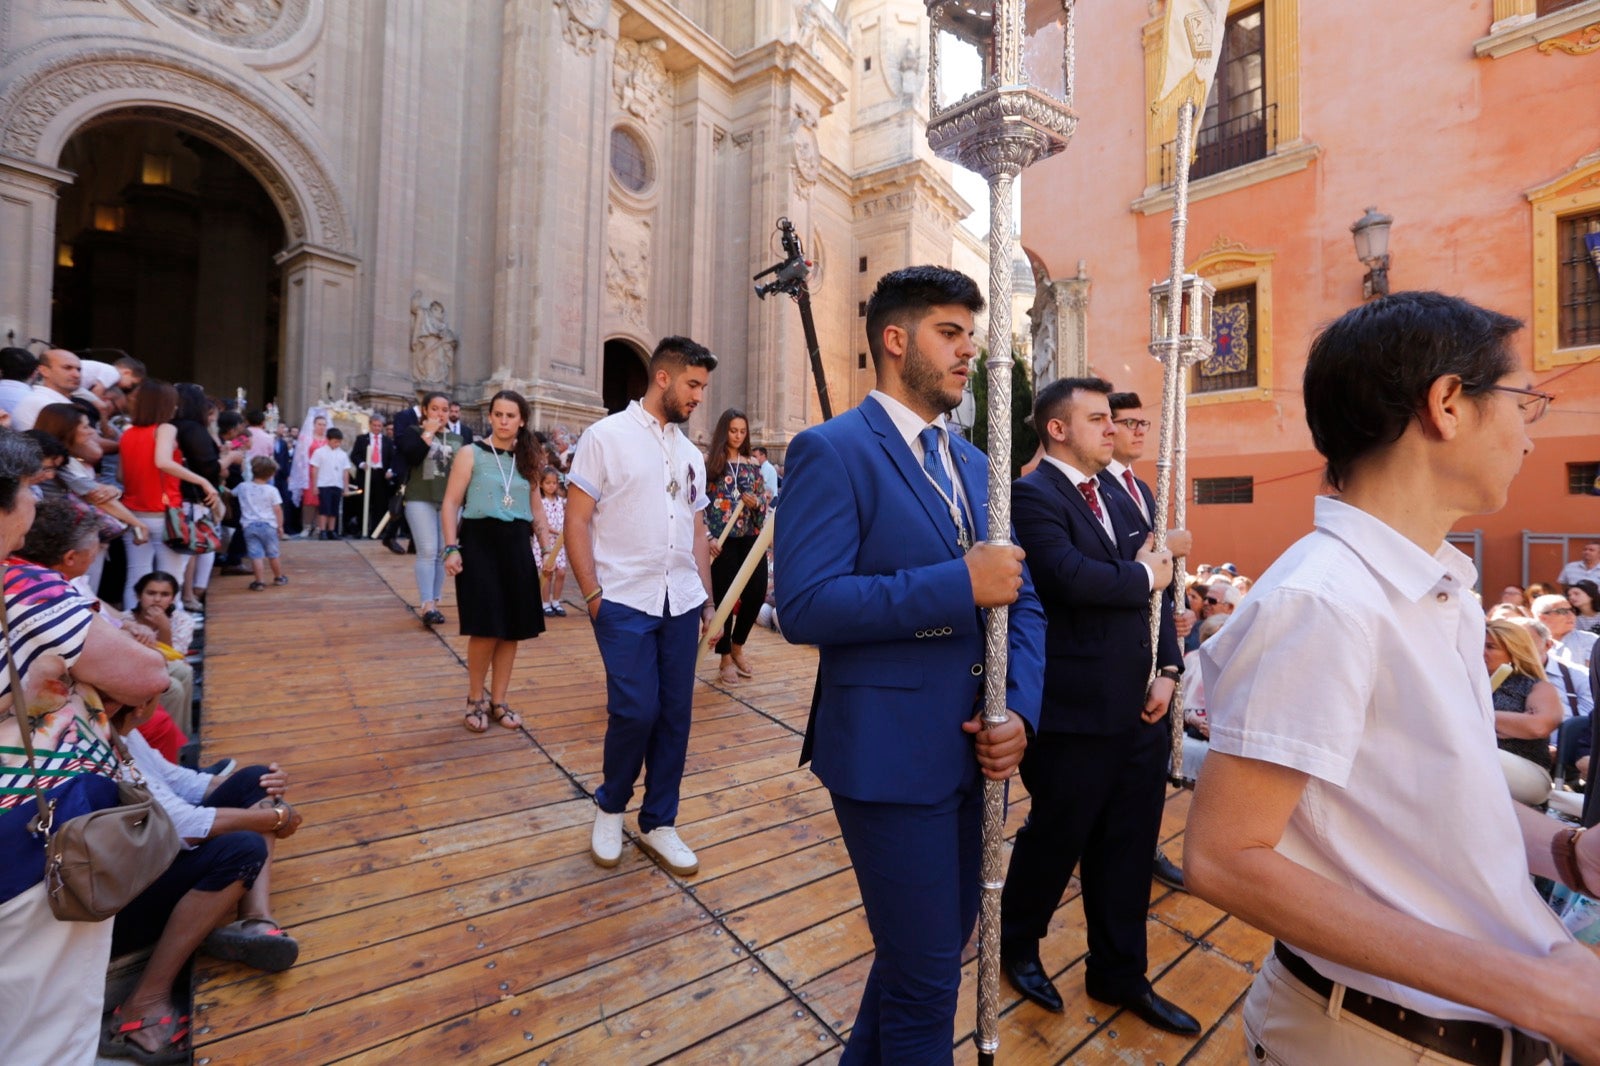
1200, 496, 1571, 1027
567, 400, 708, 618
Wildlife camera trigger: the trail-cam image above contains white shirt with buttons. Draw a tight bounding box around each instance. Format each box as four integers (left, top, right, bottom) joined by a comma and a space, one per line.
1200, 495, 1571, 1026
567, 400, 709, 618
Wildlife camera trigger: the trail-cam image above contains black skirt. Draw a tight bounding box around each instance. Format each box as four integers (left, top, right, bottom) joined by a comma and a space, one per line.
455, 517, 546, 641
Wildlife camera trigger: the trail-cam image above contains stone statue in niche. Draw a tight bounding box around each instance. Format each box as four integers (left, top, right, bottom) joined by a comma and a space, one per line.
605, 209, 652, 327
410, 290, 459, 385
613, 39, 669, 124
888, 36, 925, 104
793, 0, 822, 55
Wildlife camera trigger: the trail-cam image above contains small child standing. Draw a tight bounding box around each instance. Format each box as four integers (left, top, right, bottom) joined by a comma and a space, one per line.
534, 467, 568, 616
310, 427, 352, 539
237, 456, 289, 588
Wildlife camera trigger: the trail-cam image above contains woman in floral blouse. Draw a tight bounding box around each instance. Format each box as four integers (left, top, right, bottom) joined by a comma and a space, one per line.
704, 409, 768, 685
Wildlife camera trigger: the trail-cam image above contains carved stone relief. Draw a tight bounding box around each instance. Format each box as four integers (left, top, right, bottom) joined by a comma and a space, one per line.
886, 35, 924, 104
605, 205, 652, 328
0, 51, 349, 250
409, 290, 459, 385
556, 0, 607, 55
793, 0, 822, 56
150, 0, 309, 48
284, 68, 315, 106
613, 38, 669, 124
791, 106, 820, 192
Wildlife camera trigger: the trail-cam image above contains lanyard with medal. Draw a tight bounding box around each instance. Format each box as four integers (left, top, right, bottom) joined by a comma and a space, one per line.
489, 445, 517, 509
921, 456, 972, 550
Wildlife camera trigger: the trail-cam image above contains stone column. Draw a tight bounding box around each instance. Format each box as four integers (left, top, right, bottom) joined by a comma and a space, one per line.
1057, 263, 1091, 379
0, 154, 70, 348
276, 243, 361, 418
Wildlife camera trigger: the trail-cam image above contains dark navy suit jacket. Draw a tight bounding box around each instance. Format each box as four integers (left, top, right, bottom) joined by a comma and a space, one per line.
776, 396, 1046, 804
1013, 461, 1181, 736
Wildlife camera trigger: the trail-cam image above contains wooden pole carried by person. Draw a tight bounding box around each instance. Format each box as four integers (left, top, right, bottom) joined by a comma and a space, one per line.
698, 516, 773, 662
713, 500, 744, 551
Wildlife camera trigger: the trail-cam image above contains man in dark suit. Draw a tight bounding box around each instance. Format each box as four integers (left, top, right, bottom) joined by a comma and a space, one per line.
349, 414, 400, 539
777, 265, 1046, 1064
1101, 390, 1189, 892
446, 401, 475, 444
386, 399, 425, 553
999, 376, 1201, 1036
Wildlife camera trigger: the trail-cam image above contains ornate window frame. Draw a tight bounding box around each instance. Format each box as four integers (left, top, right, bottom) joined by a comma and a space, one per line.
1475, 0, 1600, 58
1140, 0, 1303, 196
1527, 152, 1600, 370
1187, 244, 1275, 407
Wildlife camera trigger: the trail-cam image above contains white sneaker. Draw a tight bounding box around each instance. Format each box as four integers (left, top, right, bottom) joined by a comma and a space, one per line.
590, 807, 624, 868
637, 825, 699, 876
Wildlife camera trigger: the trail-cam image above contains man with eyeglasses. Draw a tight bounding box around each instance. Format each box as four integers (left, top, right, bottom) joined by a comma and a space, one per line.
1186, 291, 1596, 1062
1534, 593, 1598, 676
1200, 580, 1240, 620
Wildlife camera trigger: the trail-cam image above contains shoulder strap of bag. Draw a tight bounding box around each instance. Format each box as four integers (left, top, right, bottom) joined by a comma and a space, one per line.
1556, 661, 1582, 718
0, 566, 56, 832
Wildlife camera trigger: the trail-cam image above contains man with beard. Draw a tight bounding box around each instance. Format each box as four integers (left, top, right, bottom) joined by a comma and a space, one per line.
566, 336, 718, 878
776, 265, 1045, 1063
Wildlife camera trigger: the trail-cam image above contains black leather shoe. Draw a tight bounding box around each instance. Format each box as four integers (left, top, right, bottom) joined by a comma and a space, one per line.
384, 539, 406, 555
1002, 954, 1064, 1013
1091, 987, 1201, 1036
1153, 849, 1186, 892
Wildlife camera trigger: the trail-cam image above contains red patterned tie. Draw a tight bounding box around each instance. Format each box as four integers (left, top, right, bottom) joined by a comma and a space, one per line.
1078, 478, 1104, 522
1123, 469, 1146, 522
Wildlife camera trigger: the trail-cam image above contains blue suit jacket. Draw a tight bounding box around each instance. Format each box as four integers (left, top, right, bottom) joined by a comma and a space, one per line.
775, 396, 1046, 804
1014, 461, 1181, 735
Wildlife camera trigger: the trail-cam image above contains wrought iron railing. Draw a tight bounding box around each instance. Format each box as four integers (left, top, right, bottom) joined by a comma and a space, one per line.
1160, 103, 1277, 187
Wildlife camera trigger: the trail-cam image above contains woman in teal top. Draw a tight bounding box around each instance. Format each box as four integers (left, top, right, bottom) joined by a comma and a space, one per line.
441, 390, 555, 733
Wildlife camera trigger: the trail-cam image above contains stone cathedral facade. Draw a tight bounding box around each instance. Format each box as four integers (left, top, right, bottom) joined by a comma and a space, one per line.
0, 0, 985, 448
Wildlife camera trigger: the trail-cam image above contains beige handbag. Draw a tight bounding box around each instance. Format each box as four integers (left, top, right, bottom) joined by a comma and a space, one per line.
3, 584, 180, 922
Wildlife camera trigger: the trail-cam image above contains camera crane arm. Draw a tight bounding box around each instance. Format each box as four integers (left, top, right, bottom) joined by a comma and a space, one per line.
754, 217, 833, 423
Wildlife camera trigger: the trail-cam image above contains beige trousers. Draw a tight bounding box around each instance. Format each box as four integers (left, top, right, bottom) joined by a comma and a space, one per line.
0, 882, 114, 1066
1241, 953, 1556, 1066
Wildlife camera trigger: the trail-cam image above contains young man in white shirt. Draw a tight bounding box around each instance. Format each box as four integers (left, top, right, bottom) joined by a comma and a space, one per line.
565, 336, 718, 878
1187, 291, 1600, 1062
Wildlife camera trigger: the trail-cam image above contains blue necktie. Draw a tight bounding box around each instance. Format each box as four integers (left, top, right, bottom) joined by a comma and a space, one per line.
918, 426, 968, 541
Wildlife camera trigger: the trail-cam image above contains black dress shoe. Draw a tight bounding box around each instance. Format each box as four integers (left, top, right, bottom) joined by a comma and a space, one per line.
1002, 954, 1064, 1013
1090, 987, 1201, 1036
383, 539, 407, 555
1153, 849, 1187, 892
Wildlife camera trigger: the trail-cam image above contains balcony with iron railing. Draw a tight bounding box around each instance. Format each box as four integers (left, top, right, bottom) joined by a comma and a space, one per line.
1160, 103, 1278, 188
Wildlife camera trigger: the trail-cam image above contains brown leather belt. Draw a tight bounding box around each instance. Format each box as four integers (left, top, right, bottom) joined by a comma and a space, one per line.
1272, 942, 1550, 1066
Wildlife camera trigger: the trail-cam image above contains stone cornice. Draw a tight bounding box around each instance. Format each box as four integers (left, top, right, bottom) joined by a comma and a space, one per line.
1475, 0, 1600, 57
851, 159, 974, 225
729, 40, 849, 113
1131, 141, 1321, 217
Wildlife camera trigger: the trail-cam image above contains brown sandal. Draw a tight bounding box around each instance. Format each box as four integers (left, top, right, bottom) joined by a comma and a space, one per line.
463, 698, 490, 733
489, 702, 522, 729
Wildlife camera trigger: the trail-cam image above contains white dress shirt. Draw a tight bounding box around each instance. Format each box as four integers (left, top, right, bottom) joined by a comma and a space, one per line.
10, 383, 73, 431
567, 400, 709, 617
1200, 496, 1571, 1026
867, 390, 972, 540
1557, 559, 1600, 587
1104, 458, 1152, 526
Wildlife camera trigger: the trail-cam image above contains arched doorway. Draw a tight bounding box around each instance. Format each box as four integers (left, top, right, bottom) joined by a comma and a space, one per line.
51, 119, 285, 405
603, 339, 649, 413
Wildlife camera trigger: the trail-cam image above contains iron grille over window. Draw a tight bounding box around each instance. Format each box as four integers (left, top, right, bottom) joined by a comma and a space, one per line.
1569, 462, 1600, 496
609, 127, 652, 193
1195, 284, 1258, 392
1194, 476, 1254, 505
1162, 5, 1269, 185
1557, 210, 1600, 348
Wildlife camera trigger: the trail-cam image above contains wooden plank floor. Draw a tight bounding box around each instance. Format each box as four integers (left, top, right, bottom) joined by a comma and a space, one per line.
189, 539, 1270, 1064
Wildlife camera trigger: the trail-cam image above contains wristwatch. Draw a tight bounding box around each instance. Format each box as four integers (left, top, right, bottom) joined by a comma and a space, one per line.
1552, 825, 1592, 896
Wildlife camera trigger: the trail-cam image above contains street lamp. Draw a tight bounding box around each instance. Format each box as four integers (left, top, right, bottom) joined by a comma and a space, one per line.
1351, 206, 1393, 300
923, 3, 1078, 1063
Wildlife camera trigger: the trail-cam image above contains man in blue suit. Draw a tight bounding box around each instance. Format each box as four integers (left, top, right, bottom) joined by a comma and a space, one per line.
999, 376, 1200, 1036
776, 265, 1046, 1064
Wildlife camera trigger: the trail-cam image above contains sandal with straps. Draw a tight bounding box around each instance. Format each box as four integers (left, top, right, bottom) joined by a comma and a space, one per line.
463, 697, 490, 733
101, 1007, 191, 1065
489, 702, 522, 730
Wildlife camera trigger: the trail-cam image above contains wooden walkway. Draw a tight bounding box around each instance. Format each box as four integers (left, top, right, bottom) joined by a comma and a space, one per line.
189, 539, 1269, 1064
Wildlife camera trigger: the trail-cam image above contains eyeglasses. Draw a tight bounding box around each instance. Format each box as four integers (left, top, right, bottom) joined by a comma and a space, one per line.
1204, 596, 1223, 606
1540, 607, 1575, 616
1487, 385, 1554, 424
1113, 418, 1151, 430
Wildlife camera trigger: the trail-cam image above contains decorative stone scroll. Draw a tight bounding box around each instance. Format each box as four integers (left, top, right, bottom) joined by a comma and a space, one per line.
556, 0, 607, 55
605, 206, 652, 327
791, 106, 820, 192
613, 38, 669, 124
150, 0, 310, 49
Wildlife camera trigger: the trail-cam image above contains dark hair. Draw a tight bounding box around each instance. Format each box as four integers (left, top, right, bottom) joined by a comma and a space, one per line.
32, 403, 87, 449
1033, 376, 1113, 432
863, 266, 985, 367
0, 430, 42, 513
23, 429, 68, 463
217, 411, 242, 437
486, 390, 541, 481
250, 455, 278, 479
1571, 579, 1600, 613
705, 408, 751, 484
245, 408, 266, 427
134, 570, 180, 602
326, 427, 344, 441
1107, 391, 1143, 415
0, 347, 37, 383
113, 354, 146, 379
128, 379, 178, 427
539, 466, 561, 495
17, 496, 99, 566
1303, 291, 1520, 491
173, 382, 209, 425
649, 336, 717, 374
420, 391, 450, 413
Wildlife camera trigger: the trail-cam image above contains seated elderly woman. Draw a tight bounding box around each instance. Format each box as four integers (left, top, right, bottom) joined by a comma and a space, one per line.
0, 431, 172, 1066
1485, 617, 1564, 806
102, 698, 303, 1064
